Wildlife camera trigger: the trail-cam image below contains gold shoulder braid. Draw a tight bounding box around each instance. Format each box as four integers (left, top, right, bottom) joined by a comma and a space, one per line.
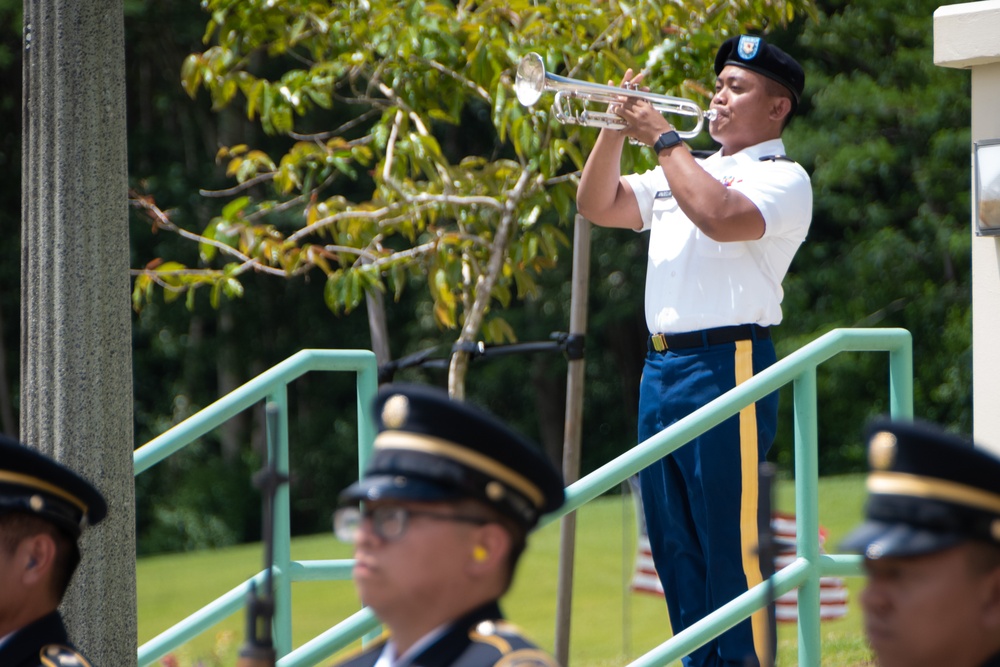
39, 644, 92, 667
469, 621, 560, 667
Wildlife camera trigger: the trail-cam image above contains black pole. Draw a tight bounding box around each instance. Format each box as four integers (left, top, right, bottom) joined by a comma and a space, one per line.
237, 402, 289, 667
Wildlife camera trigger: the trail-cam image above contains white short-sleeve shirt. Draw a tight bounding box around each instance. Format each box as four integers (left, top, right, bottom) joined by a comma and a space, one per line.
623, 138, 812, 334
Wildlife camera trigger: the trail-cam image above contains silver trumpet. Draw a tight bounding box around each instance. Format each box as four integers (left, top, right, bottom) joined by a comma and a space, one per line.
514, 52, 716, 140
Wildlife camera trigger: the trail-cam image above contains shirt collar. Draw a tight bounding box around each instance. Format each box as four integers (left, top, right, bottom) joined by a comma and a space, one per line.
706, 138, 787, 163
375, 623, 450, 667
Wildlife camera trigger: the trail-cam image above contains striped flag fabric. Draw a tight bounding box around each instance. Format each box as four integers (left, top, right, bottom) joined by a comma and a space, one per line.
631, 510, 848, 623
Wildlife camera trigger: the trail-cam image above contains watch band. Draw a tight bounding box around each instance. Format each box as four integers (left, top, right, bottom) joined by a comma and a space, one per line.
653, 130, 682, 154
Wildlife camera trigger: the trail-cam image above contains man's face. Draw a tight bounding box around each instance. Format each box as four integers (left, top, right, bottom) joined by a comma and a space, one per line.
860, 544, 993, 667
0, 533, 30, 634
350, 500, 484, 625
709, 65, 784, 151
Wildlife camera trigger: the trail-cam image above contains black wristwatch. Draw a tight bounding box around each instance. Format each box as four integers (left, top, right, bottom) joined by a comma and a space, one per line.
653, 130, 682, 154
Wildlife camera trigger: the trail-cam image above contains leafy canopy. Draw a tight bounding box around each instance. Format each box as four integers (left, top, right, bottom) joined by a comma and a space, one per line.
131, 0, 816, 374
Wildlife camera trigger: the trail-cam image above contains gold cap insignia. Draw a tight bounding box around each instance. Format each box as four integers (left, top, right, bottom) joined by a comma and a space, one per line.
381, 394, 409, 429
869, 431, 897, 471
30, 494, 45, 512
486, 481, 506, 501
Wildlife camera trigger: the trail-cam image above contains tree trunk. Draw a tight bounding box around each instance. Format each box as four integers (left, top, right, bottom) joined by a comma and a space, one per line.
447, 171, 532, 398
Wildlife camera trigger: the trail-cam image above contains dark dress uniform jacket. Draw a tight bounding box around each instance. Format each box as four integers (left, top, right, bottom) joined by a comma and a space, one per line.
334, 601, 558, 667
0, 610, 92, 667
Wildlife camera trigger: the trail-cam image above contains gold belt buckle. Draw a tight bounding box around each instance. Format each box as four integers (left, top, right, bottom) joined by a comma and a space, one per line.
651, 333, 667, 352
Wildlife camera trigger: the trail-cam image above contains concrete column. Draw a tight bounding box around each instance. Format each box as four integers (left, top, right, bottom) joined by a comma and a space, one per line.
935, 0, 1000, 457
20, 0, 136, 664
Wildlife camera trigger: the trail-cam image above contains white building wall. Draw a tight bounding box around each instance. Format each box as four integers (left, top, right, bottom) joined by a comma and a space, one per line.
935, 1, 1000, 456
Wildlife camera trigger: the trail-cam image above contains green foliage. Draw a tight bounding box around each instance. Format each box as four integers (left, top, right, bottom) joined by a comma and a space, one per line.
770, 0, 973, 471
136, 441, 256, 555
0, 0, 21, 406
131, 0, 816, 357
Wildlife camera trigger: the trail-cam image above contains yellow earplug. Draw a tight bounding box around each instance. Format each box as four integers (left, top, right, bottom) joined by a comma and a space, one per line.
473, 545, 488, 562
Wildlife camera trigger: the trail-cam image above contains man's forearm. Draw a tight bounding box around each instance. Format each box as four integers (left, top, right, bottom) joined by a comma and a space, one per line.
577, 130, 638, 228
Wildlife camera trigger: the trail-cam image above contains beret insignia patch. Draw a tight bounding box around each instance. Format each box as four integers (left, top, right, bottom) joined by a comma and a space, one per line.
737, 35, 761, 61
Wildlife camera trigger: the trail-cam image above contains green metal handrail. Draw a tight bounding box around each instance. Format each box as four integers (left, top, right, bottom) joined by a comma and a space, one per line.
134, 349, 379, 666
135, 327, 912, 667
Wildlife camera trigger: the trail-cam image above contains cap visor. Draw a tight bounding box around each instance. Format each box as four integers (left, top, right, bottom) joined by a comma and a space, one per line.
338, 475, 462, 505
839, 520, 964, 558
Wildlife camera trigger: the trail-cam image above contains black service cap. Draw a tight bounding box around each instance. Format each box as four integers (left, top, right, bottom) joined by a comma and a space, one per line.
715, 35, 805, 110
339, 383, 565, 530
841, 418, 1000, 559
0, 434, 108, 538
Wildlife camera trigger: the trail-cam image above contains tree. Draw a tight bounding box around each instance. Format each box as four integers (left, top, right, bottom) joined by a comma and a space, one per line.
130, 0, 816, 396
768, 0, 973, 472
0, 0, 22, 438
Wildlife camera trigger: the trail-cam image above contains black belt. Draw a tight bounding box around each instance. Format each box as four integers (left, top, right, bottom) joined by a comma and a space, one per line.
648, 324, 770, 352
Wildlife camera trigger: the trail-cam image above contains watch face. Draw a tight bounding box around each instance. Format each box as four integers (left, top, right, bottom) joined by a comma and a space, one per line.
655, 132, 680, 152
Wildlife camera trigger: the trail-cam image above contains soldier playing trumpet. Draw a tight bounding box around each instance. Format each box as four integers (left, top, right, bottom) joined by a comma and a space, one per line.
577, 34, 812, 667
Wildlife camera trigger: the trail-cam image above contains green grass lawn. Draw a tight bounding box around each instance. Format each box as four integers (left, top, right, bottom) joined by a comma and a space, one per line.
138, 474, 874, 666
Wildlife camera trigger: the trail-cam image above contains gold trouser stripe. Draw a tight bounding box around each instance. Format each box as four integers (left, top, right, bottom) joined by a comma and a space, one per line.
0, 470, 89, 514
735, 340, 770, 665
374, 432, 545, 508
868, 471, 1000, 514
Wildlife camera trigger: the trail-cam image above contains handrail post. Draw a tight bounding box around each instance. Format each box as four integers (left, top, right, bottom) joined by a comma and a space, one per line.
889, 334, 914, 419
793, 368, 821, 667
356, 358, 379, 476
269, 388, 293, 658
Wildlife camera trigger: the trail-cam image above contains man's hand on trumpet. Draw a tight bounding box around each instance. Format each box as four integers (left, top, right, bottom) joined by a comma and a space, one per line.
607, 69, 676, 148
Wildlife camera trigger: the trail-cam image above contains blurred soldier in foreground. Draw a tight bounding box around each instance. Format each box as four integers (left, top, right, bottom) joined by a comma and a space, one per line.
842, 419, 1000, 667
331, 383, 565, 667
0, 434, 107, 666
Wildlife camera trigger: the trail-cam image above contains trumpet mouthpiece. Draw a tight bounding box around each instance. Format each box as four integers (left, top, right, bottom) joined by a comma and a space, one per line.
705, 109, 718, 121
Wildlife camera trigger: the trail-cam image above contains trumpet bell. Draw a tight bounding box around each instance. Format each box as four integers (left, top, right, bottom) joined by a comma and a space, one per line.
514, 52, 546, 107
513, 52, 713, 140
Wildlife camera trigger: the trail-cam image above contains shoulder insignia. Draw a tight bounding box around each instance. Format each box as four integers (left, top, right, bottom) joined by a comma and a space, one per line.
39, 644, 92, 667
759, 155, 794, 162
470, 621, 512, 654
468, 622, 558, 666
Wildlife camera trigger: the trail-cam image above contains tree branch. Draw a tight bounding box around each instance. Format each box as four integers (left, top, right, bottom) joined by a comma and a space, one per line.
447, 168, 534, 397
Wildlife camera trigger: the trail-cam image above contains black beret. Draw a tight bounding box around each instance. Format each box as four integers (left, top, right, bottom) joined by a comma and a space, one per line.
0, 434, 107, 538
714, 35, 805, 110
339, 383, 565, 530
841, 418, 1000, 559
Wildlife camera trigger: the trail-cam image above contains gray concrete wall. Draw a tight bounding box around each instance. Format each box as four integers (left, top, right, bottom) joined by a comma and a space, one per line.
20, 0, 136, 663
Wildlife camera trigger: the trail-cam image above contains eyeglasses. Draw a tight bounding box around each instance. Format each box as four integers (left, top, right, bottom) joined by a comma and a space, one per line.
333, 505, 490, 543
